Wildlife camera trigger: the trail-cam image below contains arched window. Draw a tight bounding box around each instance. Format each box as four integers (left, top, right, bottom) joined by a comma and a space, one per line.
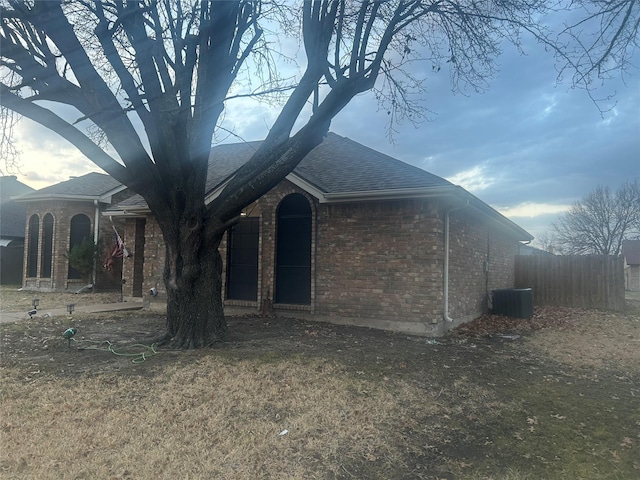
40, 214, 54, 278
26, 214, 39, 278
68, 214, 91, 280
275, 194, 312, 304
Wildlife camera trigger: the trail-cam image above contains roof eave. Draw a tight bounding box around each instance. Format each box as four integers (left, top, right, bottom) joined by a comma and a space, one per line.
11, 183, 126, 204
13, 193, 104, 203
102, 208, 148, 218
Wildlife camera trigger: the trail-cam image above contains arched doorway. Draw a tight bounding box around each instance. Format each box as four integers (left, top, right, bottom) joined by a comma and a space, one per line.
275, 194, 311, 304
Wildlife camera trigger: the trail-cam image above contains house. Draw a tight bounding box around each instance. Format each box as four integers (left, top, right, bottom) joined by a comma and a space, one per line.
13, 173, 133, 292
622, 240, 640, 292
105, 133, 533, 336
518, 243, 555, 256
1, 176, 34, 284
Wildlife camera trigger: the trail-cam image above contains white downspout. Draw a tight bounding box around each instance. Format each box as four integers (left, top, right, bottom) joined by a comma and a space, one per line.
92, 200, 100, 288
443, 201, 469, 322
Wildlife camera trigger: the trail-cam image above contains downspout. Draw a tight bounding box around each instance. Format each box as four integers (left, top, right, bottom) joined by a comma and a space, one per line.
92, 200, 100, 289
443, 201, 469, 322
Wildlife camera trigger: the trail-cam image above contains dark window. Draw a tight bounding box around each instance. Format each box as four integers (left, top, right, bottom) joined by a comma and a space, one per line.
68, 214, 91, 279
275, 194, 312, 304
27, 215, 39, 277
226, 217, 259, 301
41, 214, 54, 278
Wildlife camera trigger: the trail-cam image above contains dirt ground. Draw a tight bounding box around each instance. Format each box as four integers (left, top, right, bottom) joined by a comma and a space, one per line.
1, 288, 639, 479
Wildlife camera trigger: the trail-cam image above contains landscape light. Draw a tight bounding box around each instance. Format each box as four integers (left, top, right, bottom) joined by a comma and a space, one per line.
32, 298, 40, 309
67, 303, 75, 315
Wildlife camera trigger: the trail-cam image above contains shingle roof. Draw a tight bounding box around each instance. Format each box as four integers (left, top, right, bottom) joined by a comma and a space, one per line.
103, 133, 530, 241
1, 176, 34, 201
113, 133, 451, 210
0, 202, 28, 238
200, 133, 451, 193
622, 240, 640, 265
15, 172, 122, 201
0, 177, 33, 239
293, 134, 451, 193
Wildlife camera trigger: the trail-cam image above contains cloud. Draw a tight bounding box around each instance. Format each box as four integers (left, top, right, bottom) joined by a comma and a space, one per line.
448, 164, 497, 192
496, 202, 570, 218
14, 118, 102, 189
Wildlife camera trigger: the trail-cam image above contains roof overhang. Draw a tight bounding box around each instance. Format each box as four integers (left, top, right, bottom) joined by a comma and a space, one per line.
12, 184, 128, 204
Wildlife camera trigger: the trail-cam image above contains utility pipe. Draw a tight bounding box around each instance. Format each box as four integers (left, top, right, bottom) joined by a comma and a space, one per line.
92, 199, 100, 288
443, 201, 469, 322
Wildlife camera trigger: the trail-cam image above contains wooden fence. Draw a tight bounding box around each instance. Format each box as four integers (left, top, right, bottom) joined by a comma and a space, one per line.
514, 255, 625, 311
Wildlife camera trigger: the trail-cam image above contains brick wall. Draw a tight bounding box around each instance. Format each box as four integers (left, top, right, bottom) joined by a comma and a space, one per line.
313, 198, 444, 334
446, 210, 519, 330
123, 180, 521, 336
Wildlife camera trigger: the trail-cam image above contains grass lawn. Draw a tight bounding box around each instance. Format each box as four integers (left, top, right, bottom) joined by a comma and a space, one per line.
1, 287, 639, 479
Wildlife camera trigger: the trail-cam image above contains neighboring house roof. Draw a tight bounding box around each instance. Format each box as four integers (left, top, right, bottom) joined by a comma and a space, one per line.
0, 176, 34, 240
12, 172, 125, 203
1, 175, 34, 201
518, 243, 555, 256
107, 133, 532, 241
622, 240, 640, 266
0, 202, 29, 238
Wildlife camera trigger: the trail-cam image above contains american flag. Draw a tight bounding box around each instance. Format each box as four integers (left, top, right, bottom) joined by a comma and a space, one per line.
103, 227, 129, 272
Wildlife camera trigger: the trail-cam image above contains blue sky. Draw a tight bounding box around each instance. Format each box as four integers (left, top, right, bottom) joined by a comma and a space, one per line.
11, 25, 639, 245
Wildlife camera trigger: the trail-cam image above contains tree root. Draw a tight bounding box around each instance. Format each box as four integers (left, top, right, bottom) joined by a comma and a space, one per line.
147, 329, 227, 350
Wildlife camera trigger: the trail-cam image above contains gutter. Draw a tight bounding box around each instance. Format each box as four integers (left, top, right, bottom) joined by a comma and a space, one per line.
443, 201, 469, 322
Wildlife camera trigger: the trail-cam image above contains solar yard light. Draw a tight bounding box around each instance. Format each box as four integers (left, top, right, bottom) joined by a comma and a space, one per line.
32, 298, 39, 309
67, 303, 75, 315
62, 327, 77, 350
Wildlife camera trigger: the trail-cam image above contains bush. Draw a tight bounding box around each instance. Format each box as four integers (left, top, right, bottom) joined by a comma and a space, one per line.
67, 238, 97, 283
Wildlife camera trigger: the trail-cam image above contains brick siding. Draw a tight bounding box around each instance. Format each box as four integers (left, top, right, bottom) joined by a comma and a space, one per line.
122, 179, 520, 335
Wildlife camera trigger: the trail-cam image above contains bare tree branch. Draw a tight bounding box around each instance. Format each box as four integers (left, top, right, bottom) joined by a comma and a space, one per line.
553, 179, 640, 254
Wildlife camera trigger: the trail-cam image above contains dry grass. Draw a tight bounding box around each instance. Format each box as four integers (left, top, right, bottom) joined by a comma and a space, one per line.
0, 286, 122, 313
2, 286, 639, 478
0, 354, 492, 479
526, 308, 640, 370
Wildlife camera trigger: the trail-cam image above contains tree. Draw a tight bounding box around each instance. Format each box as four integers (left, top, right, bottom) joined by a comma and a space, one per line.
1, 1, 638, 348
552, 179, 640, 255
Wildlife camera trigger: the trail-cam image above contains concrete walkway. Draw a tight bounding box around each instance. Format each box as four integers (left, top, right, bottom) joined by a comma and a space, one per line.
0, 300, 144, 324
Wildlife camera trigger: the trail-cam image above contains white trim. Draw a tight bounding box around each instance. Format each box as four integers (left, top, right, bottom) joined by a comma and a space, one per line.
204, 177, 234, 204
284, 174, 326, 201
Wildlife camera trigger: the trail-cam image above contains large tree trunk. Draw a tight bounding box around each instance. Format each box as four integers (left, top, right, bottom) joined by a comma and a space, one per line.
161, 228, 227, 349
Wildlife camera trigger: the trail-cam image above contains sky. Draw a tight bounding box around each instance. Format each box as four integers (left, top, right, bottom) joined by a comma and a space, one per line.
7, 24, 640, 246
